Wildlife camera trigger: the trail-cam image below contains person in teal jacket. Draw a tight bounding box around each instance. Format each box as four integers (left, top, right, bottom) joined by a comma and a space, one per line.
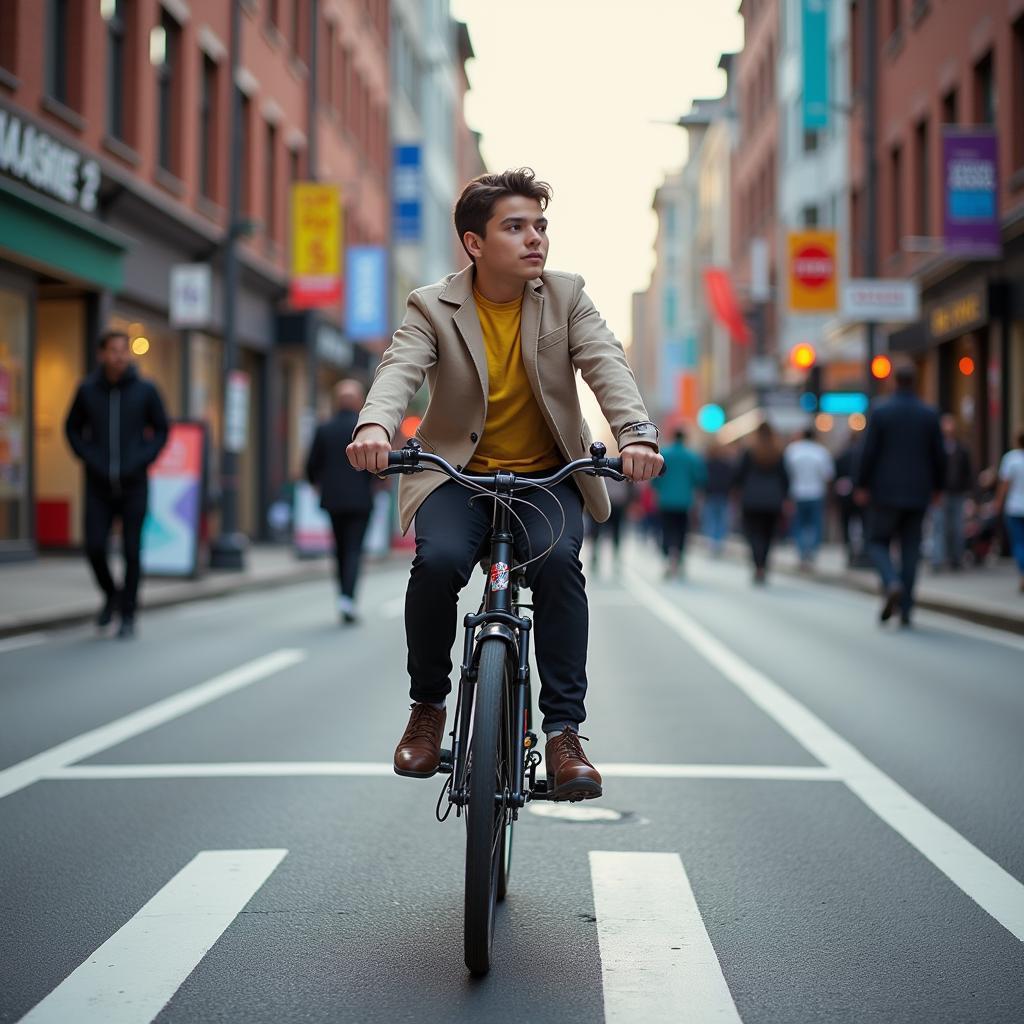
651, 428, 707, 579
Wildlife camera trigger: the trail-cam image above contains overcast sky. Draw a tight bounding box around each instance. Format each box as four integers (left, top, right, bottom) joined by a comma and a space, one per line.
449, 0, 744, 351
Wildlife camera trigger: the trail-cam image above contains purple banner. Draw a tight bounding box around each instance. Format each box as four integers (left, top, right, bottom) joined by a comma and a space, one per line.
942, 129, 1000, 258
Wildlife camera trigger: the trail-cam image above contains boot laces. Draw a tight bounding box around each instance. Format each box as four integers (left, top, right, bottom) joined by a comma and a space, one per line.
406, 703, 442, 742
558, 728, 594, 768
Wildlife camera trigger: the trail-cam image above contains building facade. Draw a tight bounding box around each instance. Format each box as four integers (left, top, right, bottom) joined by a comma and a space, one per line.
863, 0, 1024, 473
0, 0, 478, 561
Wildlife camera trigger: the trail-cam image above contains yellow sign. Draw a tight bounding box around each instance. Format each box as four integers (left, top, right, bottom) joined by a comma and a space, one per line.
787, 230, 838, 313
290, 182, 342, 307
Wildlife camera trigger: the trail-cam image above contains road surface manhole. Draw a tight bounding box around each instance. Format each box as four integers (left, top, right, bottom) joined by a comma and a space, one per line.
528, 804, 626, 823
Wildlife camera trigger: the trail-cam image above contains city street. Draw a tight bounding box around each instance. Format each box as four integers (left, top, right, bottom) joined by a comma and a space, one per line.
2, 543, 1023, 1023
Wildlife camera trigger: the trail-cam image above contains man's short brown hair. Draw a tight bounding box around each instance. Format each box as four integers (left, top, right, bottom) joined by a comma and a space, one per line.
98, 329, 130, 349
453, 167, 552, 259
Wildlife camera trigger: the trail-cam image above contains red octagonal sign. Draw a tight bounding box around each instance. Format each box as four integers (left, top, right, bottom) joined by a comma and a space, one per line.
793, 245, 833, 289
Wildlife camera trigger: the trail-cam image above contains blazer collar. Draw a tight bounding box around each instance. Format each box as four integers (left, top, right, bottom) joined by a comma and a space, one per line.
439, 264, 545, 306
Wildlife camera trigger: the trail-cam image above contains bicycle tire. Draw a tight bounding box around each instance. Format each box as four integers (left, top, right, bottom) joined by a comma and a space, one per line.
464, 637, 512, 975
496, 666, 516, 902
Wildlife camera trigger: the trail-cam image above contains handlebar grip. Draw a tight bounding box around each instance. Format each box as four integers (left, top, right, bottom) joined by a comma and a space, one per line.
387, 452, 406, 467
605, 457, 667, 477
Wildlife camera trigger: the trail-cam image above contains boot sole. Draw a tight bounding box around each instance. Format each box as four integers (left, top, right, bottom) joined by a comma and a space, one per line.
393, 764, 441, 779
549, 779, 603, 802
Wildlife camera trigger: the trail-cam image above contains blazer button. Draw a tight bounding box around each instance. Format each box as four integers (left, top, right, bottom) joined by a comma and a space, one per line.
470, 432, 478, 442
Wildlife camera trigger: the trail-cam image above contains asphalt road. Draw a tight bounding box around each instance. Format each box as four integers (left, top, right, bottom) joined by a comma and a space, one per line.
2, 539, 1023, 1023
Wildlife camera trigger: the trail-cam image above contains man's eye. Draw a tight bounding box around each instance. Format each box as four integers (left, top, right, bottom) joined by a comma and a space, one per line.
509, 224, 520, 231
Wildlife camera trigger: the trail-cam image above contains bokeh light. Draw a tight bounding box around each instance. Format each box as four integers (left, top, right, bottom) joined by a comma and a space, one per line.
697, 403, 726, 432
814, 413, 833, 432
871, 355, 892, 379
131, 337, 150, 355
849, 413, 866, 431
958, 356, 975, 376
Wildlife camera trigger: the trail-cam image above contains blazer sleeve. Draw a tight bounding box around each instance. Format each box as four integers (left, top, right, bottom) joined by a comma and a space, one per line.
355, 289, 438, 442
567, 277, 658, 451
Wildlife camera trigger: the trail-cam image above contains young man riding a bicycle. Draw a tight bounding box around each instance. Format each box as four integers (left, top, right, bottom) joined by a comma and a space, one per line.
347, 168, 662, 801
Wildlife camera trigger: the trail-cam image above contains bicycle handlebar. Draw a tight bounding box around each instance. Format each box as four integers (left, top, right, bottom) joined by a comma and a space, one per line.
379, 441, 665, 490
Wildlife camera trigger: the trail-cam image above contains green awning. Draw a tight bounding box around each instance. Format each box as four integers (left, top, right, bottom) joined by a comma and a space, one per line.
0, 177, 128, 290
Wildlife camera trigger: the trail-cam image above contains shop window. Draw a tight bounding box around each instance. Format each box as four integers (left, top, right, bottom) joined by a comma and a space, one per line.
155, 9, 182, 174
973, 51, 995, 126
0, 286, 30, 548
0, 0, 17, 77
199, 55, 219, 201
914, 117, 929, 235
264, 120, 277, 241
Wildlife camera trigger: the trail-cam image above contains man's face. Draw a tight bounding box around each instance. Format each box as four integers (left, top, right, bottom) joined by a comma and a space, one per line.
466, 195, 549, 282
941, 415, 956, 439
99, 335, 131, 380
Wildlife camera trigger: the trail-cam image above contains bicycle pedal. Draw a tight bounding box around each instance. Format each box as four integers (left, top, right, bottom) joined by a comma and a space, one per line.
437, 748, 453, 774
524, 730, 538, 749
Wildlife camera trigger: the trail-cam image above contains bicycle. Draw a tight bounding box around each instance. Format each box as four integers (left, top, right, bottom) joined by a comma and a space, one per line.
382, 437, 648, 975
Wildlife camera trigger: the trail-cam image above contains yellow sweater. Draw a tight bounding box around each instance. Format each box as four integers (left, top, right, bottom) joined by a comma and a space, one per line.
465, 290, 562, 474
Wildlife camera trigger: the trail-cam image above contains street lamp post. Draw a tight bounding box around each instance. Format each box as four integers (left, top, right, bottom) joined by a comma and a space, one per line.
862, 0, 880, 402
209, 0, 247, 570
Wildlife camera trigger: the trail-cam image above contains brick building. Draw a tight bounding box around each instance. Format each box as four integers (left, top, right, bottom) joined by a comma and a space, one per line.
855, 0, 1024, 470
0, 0, 391, 558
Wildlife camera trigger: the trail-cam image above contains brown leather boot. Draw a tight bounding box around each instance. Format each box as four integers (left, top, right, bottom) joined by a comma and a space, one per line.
545, 727, 602, 801
393, 703, 446, 778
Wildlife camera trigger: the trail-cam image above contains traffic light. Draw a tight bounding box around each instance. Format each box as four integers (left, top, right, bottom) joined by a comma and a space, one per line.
871, 355, 892, 380
789, 342, 816, 370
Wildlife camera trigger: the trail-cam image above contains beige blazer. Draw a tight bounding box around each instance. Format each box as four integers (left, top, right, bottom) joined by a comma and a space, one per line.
356, 264, 657, 533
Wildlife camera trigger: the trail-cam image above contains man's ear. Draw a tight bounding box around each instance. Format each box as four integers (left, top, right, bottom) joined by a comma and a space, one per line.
463, 231, 483, 259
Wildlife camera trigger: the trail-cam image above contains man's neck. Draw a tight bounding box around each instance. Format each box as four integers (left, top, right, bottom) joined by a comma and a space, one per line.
472, 265, 526, 305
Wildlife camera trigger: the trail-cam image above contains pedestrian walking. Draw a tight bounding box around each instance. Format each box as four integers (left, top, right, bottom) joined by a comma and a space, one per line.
305, 379, 375, 624
651, 428, 706, 579
346, 168, 663, 800
734, 422, 790, 584
854, 362, 945, 627
784, 427, 835, 569
64, 329, 169, 638
930, 414, 973, 571
589, 475, 633, 576
995, 430, 1024, 594
702, 440, 734, 557
834, 436, 865, 566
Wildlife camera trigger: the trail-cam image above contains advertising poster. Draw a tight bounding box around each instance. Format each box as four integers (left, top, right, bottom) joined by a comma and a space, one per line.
393, 145, 422, 242
801, 0, 829, 130
290, 182, 343, 308
142, 420, 206, 577
942, 129, 1000, 257
293, 481, 333, 557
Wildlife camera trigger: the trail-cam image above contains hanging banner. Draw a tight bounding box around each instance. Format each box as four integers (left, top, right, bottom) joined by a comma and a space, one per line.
290, 182, 342, 308
787, 229, 838, 313
942, 128, 1000, 258
224, 369, 250, 454
801, 0, 829, 130
346, 245, 388, 339
141, 421, 207, 578
393, 144, 422, 242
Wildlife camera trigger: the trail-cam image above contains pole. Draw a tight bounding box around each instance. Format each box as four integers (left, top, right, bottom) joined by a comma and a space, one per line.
862, 0, 879, 401
209, 0, 246, 569
306, 0, 320, 425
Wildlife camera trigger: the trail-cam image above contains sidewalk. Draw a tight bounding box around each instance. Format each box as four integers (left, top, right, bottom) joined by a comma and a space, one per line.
722, 539, 1024, 635
0, 545, 406, 638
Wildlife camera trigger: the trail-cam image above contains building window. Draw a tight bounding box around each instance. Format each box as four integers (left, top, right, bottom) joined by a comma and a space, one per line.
914, 118, 929, 235
1014, 17, 1024, 172
323, 20, 335, 109
1, 0, 19, 75
156, 9, 182, 173
264, 121, 277, 241
803, 129, 820, 153
239, 91, 251, 215
291, 0, 304, 60
199, 55, 218, 200
802, 205, 819, 228
289, 145, 302, 189
942, 86, 958, 126
266, 0, 279, 30
890, 144, 903, 256
888, 0, 901, 38
850, 186, 862, 276
973, 51, 995, 125
105, 0, 130, 140
47, 0, 71, 105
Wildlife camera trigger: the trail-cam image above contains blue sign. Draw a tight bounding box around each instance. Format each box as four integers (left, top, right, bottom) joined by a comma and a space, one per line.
802, 0, 829, 130
820, 392, 869, 415
346, 246, 388, 340
393, 144, 422, 242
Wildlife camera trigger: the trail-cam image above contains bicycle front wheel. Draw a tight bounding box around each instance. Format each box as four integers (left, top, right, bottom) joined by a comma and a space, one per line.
464, 636, 513, 975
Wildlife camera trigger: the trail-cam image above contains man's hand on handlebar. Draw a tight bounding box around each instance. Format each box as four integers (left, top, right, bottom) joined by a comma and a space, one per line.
620, 443, 664, 483
346, 424, 391, 473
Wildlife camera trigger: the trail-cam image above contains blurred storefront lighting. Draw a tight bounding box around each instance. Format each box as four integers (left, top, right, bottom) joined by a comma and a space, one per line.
790, 342, 816, 369
814, 413, 833, 432
697, 403, 726, 432
870, 355, 892, 379
132, 337, 150, 355
958, 356, 975, 376
849, 413, 867, 431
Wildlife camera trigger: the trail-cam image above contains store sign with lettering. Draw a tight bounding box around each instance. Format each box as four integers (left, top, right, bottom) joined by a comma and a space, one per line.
926, 285, 988, 343
0, 109, 101, 212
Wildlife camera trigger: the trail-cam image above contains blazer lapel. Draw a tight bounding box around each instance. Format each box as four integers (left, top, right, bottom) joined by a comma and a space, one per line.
442, 265, 488, 398
520, 279, 544, 389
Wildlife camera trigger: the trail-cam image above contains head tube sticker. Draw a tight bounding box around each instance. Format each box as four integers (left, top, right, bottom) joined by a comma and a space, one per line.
490, 562, 510, 591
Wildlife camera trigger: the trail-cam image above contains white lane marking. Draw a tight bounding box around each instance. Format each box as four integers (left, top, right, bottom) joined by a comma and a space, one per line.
18, 849, 286, 1024
43, 762, 839, 781
590, 851, 742, 1024
0, 632, 47, 654
0, 649, 306, 801
625, 569, 1024, 944
379, 596, 406, 619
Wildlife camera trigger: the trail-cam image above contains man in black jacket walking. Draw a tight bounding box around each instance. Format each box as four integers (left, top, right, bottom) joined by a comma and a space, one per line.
306, 379, 375, 623
855, 362, 945, 626
65, 329, 169, 637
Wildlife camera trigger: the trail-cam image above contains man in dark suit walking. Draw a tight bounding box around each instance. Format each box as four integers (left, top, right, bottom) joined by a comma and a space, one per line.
855, 362, 945, 626
306, 379, 375, 623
